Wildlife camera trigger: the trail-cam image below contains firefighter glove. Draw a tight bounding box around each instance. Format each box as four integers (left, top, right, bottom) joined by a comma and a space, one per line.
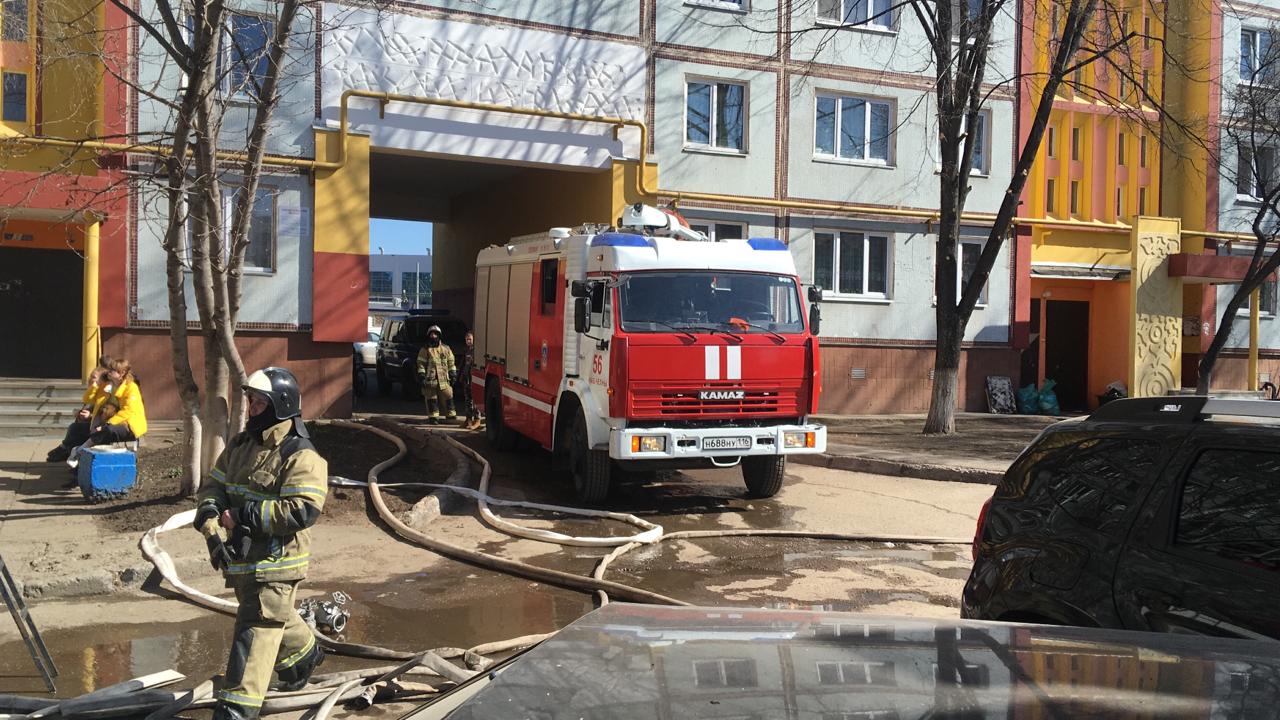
206, 535, 228, 570
193, 502, 221, 531
448, 370, 458, 384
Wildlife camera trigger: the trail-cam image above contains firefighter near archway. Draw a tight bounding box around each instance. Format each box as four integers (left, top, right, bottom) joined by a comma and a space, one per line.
195, 367, 329, 720
416, 324, 457, 423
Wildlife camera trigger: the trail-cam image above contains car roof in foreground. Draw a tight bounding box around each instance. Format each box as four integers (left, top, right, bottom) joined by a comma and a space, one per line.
406, 603, 1280, 719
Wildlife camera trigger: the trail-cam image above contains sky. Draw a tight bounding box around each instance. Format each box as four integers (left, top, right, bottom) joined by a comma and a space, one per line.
370, 218, 433, 257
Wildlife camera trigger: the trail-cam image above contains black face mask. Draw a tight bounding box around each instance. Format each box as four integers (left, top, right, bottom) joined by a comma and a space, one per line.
427, 336, 441, 347
246, 402, 278, 436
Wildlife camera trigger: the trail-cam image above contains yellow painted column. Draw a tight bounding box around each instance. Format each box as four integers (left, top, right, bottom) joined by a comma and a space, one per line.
81, 219, 100, 382
1249, 289, 1260, 391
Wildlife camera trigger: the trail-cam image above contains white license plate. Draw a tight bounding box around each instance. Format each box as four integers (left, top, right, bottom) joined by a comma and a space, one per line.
702, 436, 752, 451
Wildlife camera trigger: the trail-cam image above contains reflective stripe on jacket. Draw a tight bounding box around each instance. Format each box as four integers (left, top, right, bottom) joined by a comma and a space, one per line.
197, 419, 327, 583
416, 344, 455, 388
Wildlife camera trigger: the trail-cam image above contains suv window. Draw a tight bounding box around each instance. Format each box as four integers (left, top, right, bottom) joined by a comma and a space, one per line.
1176, 449, 1280, 572
1007, 433, 1161, 533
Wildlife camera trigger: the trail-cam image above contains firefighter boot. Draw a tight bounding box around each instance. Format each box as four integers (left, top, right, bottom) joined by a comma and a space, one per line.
273, 640, 326, 691
212, 700, 259, 720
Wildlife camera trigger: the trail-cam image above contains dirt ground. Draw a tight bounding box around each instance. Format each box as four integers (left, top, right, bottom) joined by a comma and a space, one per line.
821, 413, 1059, 464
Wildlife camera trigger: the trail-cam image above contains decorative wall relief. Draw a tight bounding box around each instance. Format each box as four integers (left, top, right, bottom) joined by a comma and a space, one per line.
1129, 217, 1184, 398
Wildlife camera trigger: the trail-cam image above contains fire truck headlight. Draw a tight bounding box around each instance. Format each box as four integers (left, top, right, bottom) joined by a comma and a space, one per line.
784, 432, 815, 449
632, 436, 666, 453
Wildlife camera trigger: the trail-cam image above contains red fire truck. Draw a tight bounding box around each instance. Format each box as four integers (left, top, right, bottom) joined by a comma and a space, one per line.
472, 204, 826, 503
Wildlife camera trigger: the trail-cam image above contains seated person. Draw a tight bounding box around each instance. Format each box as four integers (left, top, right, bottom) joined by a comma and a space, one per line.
47, 358, 148, 463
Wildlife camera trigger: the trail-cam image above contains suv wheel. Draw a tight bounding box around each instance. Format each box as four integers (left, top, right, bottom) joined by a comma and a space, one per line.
375, 362, 391, 396
741, 456, 785, 498
401, 362, 418, 400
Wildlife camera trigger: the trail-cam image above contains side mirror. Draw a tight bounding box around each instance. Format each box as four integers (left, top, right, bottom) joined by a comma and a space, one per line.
808, 285, 824, 303
575, 298, 592, 334
570, 280, 591, 298
808, 303, 821, 336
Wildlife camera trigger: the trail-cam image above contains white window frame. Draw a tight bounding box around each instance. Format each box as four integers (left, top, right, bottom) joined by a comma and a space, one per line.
684, 78, 748, 154
1241, 28, 1274, 86
183, 185, 278, 274
816, 0, 896, 31
684, 0, 747, 10
814, 92, 895, 166
933, 111, 991, 176
222, 11, 275, 101
1227, 245, 1279, 317
687, 220, 747, 242
813, 229, 893, 300
815, 661, 896, 686
945, 240, 989, 307
1237, 145, 1275, 201
692, 658, 757, 688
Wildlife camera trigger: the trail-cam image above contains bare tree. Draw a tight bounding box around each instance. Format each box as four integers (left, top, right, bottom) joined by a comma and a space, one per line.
1198, 21, 1280, 393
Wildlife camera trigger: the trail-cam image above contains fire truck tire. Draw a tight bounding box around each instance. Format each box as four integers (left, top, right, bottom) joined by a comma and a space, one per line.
376, 363, 391, 396
485, 382, 519, 451
570, 414, 611, 504
741, 456, 785, 498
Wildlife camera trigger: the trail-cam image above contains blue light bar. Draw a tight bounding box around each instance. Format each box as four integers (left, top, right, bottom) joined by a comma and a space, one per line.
591, 232, 650, 247
748, 237, 788, 251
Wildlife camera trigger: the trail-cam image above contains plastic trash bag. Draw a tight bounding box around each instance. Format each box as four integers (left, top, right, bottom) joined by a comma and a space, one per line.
1017, 384, 1039, 414
1038, 379, 1061, 416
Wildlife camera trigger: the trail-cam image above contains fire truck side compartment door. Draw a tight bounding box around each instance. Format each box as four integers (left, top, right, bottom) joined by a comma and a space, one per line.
486, 264, 510, 362
473, 266, 490, 361
507, 262, 534, 383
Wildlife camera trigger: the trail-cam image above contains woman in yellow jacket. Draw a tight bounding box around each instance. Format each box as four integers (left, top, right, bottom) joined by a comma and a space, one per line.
47, 358, 148, 462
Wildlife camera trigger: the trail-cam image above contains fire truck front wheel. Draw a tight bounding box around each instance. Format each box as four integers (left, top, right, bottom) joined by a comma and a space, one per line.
570, 413, 611, 505
741, 456, 786, 498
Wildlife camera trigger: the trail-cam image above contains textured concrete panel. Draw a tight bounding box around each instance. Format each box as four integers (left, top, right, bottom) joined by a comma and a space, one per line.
1129, 216, 1184, 397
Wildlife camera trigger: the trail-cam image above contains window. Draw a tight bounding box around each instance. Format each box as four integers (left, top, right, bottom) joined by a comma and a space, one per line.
1010, 435, 1160, 532
225, 13, 274, 99
1241, 29, 1275, 84
687, 0, 745, 9
1176, 449, 1280, 572
1119, 72, 1129, 99
814, 230, 890, 298
822, 713, 900, 720
1115, 187, 1124, 217
950, 0, 982, 36
934, 662, 991, 688
968, 112, 989, 174
369, 271, 393, 300
1141, 69, 1150, 95
1117, 132, 1127, 165
1069, 180, 1080, 215
816, 661, 896, 686
1238, 146, 1275, 199
686, 80, 746, 152
958, 241, 987, 305
540, 258, 559, 315
814, 623, 894, 639
1046, 178, 1056, 213
619, 272, 802, 333
815, 94, 892, 163
1143, 16, 1151, 47
1138, 187, 1148, 215
186, 187, 275, 271
2, 0, 28, 41
1139, 134, 1148, 167
693, 659, 757, 688
401, 271, 431, 307
2, 71, 26, 122
688, 221, 745, 241
817, 0, 894, 29
1227, 246, 1279, 315
1117, 11, 1130, 41
1047, 126, 1056, 158
1070, 127, 1081, 161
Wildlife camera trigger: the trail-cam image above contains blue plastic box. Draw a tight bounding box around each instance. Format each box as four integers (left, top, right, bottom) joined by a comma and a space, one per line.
77, 447, 137, 501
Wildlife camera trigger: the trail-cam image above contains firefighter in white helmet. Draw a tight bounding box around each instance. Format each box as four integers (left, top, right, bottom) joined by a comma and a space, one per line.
416, 325, 456, 423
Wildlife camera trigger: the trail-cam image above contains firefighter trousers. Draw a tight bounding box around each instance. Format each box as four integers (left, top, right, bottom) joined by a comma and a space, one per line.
422, 384, 455, 419
217, 580, 316, 719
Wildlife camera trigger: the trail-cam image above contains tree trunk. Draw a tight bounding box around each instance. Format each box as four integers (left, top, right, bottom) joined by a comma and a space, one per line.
163, 193, 204, 495
201, 349, 229, 471
925, 309, 963, 434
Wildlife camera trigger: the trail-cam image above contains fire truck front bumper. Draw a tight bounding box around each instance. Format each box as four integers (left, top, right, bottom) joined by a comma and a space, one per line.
609, 424, 827, 461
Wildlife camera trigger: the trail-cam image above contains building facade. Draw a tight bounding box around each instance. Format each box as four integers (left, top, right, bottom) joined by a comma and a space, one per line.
4, 0, 1278, 419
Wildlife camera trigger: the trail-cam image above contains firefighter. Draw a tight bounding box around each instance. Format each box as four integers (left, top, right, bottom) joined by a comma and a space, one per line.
416, 325, 456, 423
457, 330, 481, 430
194, 367, 328, 720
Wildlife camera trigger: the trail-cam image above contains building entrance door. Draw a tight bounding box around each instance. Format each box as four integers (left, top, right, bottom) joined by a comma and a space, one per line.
0, 248, 82, 378
1045, 300, 1090, 411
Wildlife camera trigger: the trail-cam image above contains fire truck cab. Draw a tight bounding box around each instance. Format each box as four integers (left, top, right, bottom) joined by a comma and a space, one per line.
472, 204, 826, 503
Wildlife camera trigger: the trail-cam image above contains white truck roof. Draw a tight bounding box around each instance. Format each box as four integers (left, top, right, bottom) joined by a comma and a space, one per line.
586, 232, 798, 275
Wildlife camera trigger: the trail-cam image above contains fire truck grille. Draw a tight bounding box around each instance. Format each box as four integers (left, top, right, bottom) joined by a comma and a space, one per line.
629, 382, 802, 418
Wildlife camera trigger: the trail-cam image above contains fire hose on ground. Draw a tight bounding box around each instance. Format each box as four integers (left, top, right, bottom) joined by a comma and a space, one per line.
7, 418, 972, 720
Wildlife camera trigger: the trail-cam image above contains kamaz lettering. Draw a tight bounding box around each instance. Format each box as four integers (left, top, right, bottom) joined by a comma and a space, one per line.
699, 390, 746, 400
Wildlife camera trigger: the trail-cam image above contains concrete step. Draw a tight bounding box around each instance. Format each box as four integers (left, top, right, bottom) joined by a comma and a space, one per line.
0, 378, 85, 401
0, 410, 78, 427
0, 395, 83, 414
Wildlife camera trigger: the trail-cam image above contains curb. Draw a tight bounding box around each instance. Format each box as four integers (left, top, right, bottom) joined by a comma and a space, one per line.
364, 417, 472, 528
791, 453, 1005, 485
17, 556, 208, 602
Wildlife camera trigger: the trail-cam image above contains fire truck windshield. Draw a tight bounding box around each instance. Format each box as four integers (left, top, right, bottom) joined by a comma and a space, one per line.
617, 272, 805, 335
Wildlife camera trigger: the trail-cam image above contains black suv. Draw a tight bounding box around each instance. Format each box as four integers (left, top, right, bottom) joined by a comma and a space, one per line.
963, 396, 1280, 641
375, 311, 468, 397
